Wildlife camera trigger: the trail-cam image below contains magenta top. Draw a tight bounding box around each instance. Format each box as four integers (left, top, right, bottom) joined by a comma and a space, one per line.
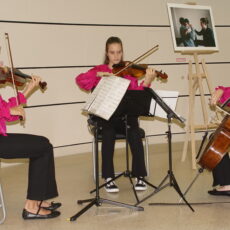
216, 86, 230, 105
0, 92, 26, 136
75, 64, 149, 91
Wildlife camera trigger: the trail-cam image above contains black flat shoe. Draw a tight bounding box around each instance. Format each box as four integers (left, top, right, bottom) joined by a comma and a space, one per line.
22, 209, 61, 220
208, 189, 230, 196
42, 202, 62, 211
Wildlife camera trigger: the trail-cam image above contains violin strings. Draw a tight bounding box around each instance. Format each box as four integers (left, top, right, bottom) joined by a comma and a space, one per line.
114, 45, 159, 76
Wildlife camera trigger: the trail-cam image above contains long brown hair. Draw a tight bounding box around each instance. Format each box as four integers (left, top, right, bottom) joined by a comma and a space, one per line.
103, 36, 123, 64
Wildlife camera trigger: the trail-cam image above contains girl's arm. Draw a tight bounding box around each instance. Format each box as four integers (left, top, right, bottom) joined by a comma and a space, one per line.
216, 86, 230, 105
0, 93, 26, 122
76, 66, 110, 91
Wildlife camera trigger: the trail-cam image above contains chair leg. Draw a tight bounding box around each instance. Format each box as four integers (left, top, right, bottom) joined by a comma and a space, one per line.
144, 136, 150, 177
92, 137, 123, 183
92, 137, 96, 182
0, 183, 6, 224
93, 137, 104, 182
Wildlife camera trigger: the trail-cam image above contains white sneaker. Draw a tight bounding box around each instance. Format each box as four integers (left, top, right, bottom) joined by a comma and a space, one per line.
134, 177, 147, 191
104, 178, 119, 193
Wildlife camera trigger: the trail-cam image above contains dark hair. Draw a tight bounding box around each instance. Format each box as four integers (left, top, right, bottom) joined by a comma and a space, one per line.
200, 17, 209, 25
103, 36, 123, 64
184, 18, 190, 24
179, 17, 185, 24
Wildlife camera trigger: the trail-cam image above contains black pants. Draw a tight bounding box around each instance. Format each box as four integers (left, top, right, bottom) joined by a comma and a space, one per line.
98, 116, 147, 179
212, 153, 230, 187
96, 90, 153, 179
0, 133, 58, 201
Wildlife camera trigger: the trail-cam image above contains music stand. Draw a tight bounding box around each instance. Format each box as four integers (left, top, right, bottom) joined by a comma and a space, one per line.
135, 88, 194, 212
68, 117, 144, 222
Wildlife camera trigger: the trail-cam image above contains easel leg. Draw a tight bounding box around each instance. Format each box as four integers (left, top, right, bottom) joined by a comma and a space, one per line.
182, 53, 217, 169
201, 59, 221, 121
182, 60, 196, 168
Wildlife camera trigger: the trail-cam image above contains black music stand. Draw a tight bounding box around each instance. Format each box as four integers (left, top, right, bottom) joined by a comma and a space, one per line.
135, 88, 194, 212
69, 117, 144, 222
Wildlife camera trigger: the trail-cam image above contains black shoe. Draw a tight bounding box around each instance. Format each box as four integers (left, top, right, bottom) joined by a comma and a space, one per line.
208, 189, 230, 196
104, 178, 119, 193
42, 202, 62, 211
22, 209, 61, 220
134, 177, 147, 191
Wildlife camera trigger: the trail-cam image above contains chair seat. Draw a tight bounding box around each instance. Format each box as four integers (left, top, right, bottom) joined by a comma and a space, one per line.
91, 127, 146, 140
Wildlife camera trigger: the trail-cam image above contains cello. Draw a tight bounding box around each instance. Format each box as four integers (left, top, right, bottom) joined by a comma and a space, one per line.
198, 105, 230, 171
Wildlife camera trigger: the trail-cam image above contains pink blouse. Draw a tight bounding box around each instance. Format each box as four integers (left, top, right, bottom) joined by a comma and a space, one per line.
75, 64, 148, 91
216, 86, 230, 105
0, 93, 27, 136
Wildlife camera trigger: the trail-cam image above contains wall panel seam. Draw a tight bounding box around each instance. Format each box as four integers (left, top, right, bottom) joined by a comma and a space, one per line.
54, 129, 215, 149
0, 20, 230, 27
15, 62, 230, 70
24, 94, 211, 108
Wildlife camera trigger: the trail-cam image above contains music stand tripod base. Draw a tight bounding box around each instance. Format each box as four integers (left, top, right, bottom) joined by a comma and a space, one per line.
135, 88, 194, 212
69, 119, 144, 222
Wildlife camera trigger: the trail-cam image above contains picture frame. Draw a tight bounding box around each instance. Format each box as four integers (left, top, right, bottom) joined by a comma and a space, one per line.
167, 3, 219, 52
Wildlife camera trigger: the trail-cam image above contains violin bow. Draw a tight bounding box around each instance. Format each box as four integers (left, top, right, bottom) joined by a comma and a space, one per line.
114, 45, 159, 76
5, 33, 24, 123
5, 33, 20, 105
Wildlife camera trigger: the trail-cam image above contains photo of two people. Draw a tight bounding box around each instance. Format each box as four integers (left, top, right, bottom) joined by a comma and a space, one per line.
167, 4, 218, 51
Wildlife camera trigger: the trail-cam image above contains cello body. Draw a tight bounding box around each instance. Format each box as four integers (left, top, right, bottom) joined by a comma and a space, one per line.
198, 115, 230, 171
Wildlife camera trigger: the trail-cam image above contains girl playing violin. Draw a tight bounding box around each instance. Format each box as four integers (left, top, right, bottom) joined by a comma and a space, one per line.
0, 72, 61, 219
208, 86, 230, 196
76, 36, 157, 193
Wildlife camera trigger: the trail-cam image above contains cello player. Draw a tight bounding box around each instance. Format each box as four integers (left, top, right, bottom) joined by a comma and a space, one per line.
209, 86, 230, 196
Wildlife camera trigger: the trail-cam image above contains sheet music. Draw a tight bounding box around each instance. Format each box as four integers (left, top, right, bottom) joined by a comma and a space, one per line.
150, 90, 179, 119
83, 76, 130, 120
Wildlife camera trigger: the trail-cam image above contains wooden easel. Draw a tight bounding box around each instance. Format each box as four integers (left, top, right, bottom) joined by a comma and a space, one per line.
181, 51, 220, 169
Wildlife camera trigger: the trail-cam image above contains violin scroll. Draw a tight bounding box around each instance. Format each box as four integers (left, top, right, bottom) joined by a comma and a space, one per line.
155, 70, 168, 80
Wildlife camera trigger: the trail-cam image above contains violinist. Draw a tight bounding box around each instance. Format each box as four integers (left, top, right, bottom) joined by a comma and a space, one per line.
76, 36, 157, 193
0, 69, 61, 219
208, 86, 230, 196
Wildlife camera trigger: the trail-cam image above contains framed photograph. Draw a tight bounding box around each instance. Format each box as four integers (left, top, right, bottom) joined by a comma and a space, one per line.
167, 3, 219, 52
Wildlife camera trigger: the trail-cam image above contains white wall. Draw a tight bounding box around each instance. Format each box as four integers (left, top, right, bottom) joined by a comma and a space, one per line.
0, 0, 229, 163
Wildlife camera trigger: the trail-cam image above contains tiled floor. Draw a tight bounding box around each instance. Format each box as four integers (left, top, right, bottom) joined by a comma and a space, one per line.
0, 143, 230, 230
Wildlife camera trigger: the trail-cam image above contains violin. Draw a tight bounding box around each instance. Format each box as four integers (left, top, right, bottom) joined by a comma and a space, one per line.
0, 66, 47, 89
112, 61, 168, 80
3, 32, 46, 122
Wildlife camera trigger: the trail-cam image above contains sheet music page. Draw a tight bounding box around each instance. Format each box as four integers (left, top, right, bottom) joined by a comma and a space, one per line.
83, 76, 130, 120
150, 90, 179, 119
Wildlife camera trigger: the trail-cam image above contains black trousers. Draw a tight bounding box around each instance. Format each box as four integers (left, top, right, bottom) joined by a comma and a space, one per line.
98, 116, 147, 179
0, 133, 58, 201
96, 90, 153, 179
212, 153, 230, 187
